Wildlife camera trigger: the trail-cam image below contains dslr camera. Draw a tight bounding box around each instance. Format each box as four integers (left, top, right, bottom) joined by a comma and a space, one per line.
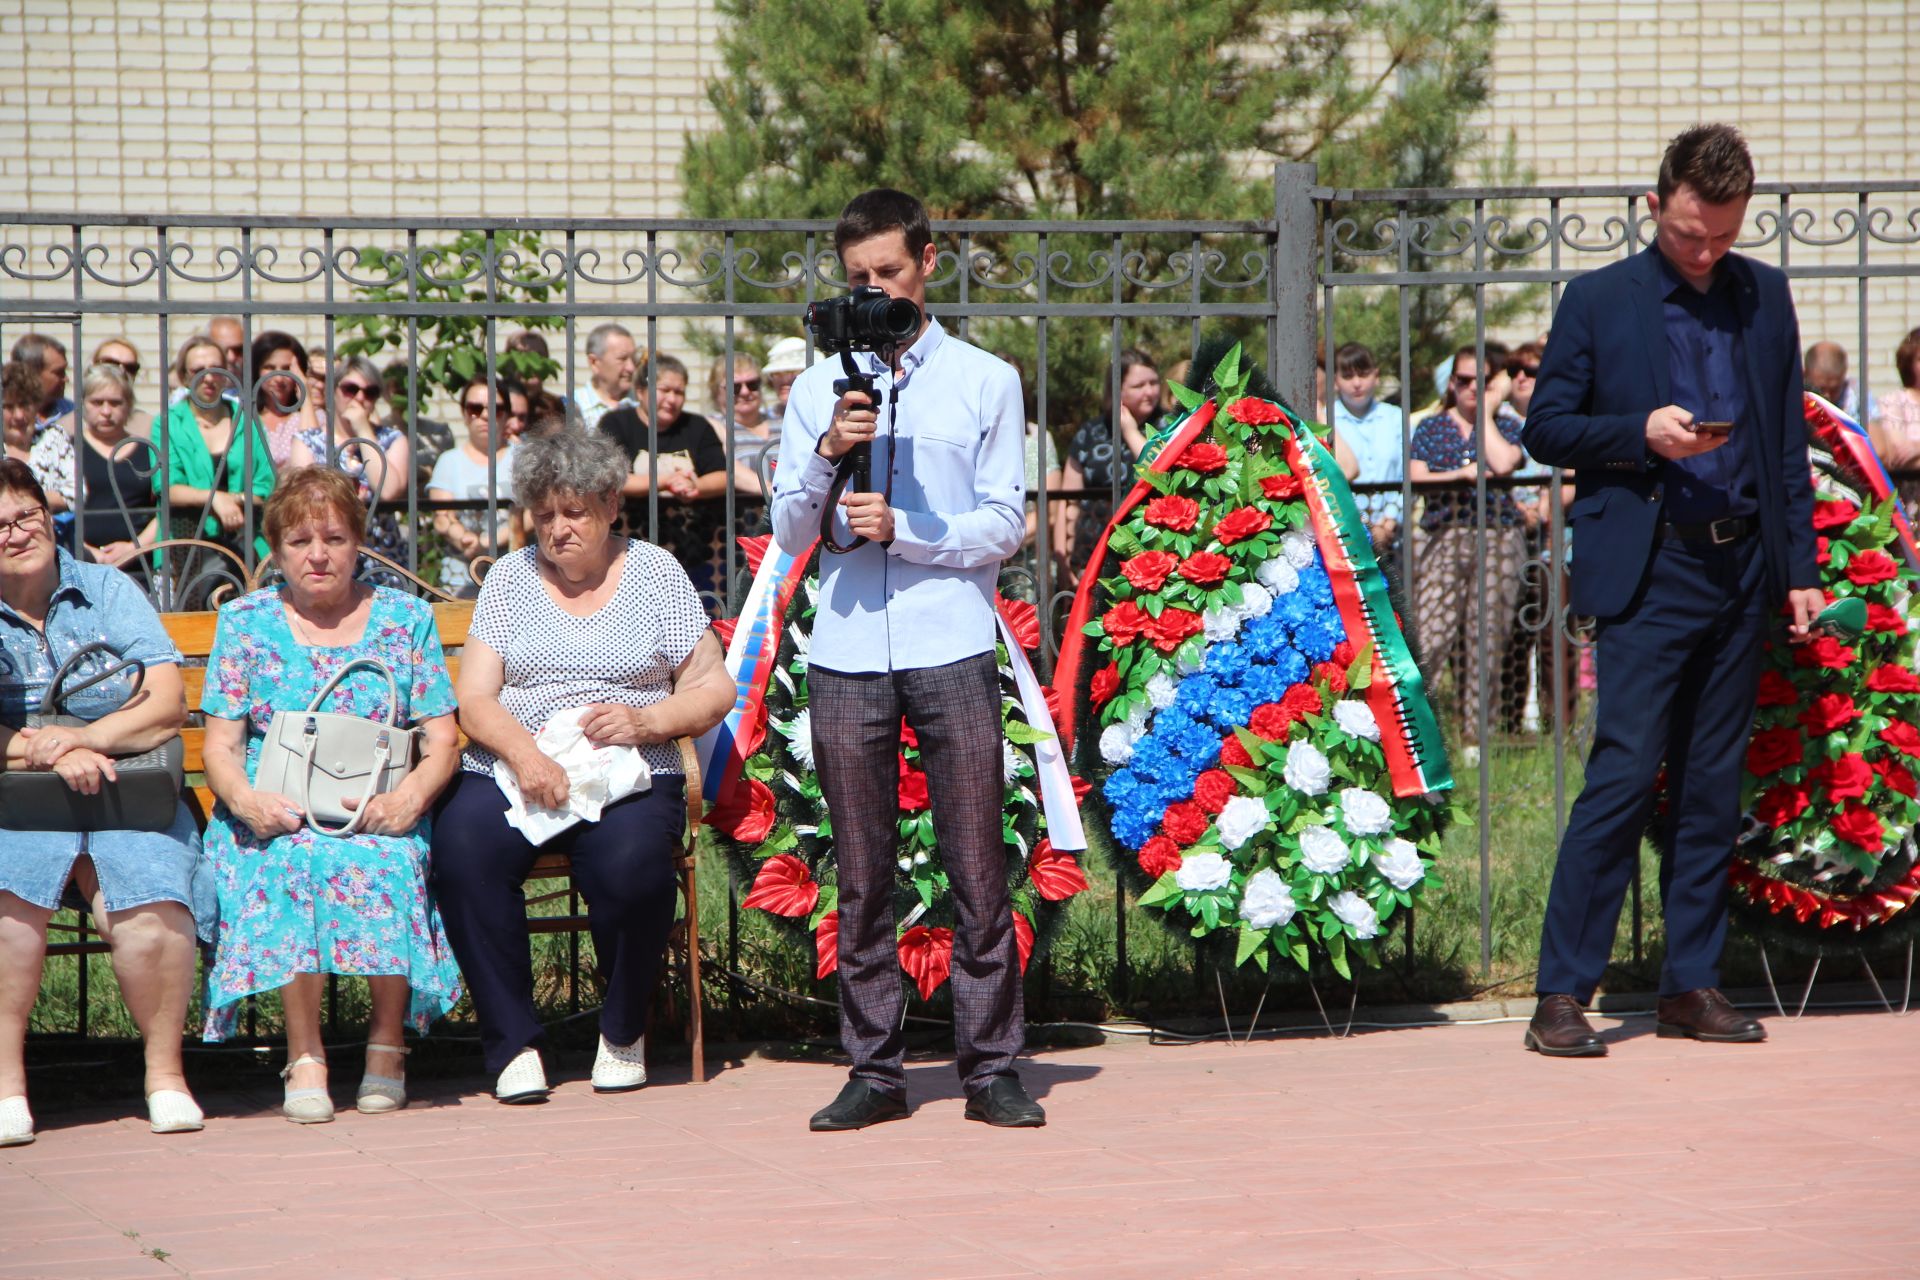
804, 285, 921, 356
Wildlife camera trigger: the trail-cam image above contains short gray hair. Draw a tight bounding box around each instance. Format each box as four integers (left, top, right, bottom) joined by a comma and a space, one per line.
513, 430, 627, 508
585, 323, 632, 360
80, 362, 135, 409
330, 354, 383, 394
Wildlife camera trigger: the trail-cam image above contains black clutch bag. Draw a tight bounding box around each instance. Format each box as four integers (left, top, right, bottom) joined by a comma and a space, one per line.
0, 642, 186, 833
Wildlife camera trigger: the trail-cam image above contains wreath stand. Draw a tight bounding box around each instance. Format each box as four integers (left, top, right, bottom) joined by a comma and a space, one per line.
1756, 939, 1914, 1019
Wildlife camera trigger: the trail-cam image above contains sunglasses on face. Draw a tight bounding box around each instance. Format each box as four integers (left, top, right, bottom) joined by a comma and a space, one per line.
337, 382, 378, 401
97, 358, 141, 378
1450, 373, 1478, 387
733, 378, 762, 393
1505, 363, 1539, 379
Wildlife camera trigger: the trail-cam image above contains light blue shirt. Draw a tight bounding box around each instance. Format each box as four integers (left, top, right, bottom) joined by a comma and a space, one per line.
770, 318, 1026, 674
1333, 396, 1405, 524
0, 549, 182, 723
572, 385, 634, 433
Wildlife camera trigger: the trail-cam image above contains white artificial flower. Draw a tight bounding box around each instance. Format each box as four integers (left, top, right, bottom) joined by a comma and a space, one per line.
1099, 722, 1136, 765
1126, 699, 1151, 732
1147, 670, 1179, 709
1003, 740, 1024, 784
1237, 868, 1298, 929
1174, 851, 1233, 892
1203, 605, 1241, 642
787, 708, 816, 771
1299, 824, 1351, 874
1330, 889, 1381, 939
1373, 838, 1426, 891
1234, 582, 1273, 619
1332, 698, 1379, 742
1215, 794, 1272, 850
1281, 529, 1316, 569
1177, 642, 1209, 675
1257, 556, 1300, 597
1283, 739, 1331, 796
1339, 787, 1394, 837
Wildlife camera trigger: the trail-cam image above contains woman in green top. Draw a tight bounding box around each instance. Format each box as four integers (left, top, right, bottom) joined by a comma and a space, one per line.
156, 334, 277, 602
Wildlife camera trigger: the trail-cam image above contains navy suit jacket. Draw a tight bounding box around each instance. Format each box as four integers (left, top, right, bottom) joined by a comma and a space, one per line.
1522, 245, 1820, 619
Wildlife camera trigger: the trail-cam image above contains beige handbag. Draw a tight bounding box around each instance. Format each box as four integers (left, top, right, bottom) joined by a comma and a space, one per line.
253, 656, 420, 837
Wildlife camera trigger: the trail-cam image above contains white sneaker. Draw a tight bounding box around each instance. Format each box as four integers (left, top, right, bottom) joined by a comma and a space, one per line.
494, 1048, 549, 1104
146, 1089, 205, 1135
0, 1095, 32, 1147
591, 1034, 647, 1093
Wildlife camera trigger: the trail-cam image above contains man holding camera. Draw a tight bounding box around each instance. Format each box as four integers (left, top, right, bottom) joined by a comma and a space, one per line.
770, 189, 1040, 1130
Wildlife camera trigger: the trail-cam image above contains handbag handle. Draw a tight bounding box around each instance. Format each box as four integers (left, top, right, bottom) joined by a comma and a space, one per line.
297, 718, 394, 838
303, 655, 400, 727
38, 641, 146, 716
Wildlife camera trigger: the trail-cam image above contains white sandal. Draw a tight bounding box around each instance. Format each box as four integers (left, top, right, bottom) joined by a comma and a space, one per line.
356, 1042, 410, 1114
146, 1089, 205, 1135
494, 1047, 549, 1104
0, 1095, 32, 1147
280, 1054, 334, 1124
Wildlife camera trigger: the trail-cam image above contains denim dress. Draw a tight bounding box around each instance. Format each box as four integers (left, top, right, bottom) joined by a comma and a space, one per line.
0, 551, 211, 932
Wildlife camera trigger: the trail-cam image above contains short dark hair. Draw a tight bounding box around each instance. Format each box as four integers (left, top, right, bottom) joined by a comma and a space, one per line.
0, 457, 49, 511
834, 188, 934, 259
250, 330, 311, 411
1657, 123, 1755, 204
8, 332, 66, 373
1, 362, 38, 409
505, 330, 550, 359
1897, 328, 1920, 391
1334, 342, 1377, 378
640, 352, 688, 386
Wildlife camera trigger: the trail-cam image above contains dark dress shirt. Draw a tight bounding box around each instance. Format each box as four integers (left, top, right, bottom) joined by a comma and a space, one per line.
1658, 250, 1757, 521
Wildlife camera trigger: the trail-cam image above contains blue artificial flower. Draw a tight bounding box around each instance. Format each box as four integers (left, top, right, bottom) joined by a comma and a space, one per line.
1112, 806, 1161, 848
1130, 738, 1178, 784
1209, 686, 1253, 728
1104, 767, 1142, 810
1178, 723, 1222, 767
1245, 618, 1293, 662
1206, 641, 1249, 686
1275, 590, 1315, 628
1294, 613, 1342, 663
1155, 706, 1198, 740
1298, 562, 1334, 607
1176, 675, 1220, 714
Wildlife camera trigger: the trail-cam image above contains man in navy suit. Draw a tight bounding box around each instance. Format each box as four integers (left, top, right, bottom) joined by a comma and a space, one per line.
1521, 124, 1824, 1056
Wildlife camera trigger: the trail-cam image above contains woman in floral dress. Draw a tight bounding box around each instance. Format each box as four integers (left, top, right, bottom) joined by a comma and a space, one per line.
199, 467, 462, 1123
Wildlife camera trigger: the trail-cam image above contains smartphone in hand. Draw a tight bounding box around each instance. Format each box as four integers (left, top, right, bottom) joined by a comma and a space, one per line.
1693, 420, 1734, 436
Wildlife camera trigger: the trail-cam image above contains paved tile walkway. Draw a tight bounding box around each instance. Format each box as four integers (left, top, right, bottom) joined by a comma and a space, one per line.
3, 1009, 1917, 1279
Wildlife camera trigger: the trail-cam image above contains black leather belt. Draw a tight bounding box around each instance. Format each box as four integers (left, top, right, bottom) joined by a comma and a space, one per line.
1659, 515, 1754, 545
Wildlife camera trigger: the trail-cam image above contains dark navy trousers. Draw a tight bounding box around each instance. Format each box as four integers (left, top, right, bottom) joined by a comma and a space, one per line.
1537, 534, 1768, 1001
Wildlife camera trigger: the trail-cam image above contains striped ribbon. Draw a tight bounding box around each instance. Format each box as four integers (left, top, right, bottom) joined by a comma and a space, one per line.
697, 535, 814, 805
1806, 391, 1920, 570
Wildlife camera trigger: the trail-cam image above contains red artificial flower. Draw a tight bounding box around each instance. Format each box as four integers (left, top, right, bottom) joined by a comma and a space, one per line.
1249, 702, 1292, 740
898, 757, 931, 811
1868, 665, 1920, 694
1332, 640, 1356, 668
1012, 910, 1034, 973
1873, 756, 1919, 798
1219, 733, 1254, 767
1121, 550, 1181, 592
1192, 769, 1236, 815
1178, 441, 1229, 474
1879, 720, 1920, 759
1102, 601, 1153, 645
1138, 835, 1183, 880
815, 910, 840, 979
900, 719, 920, 751
1809, 752, 1874, 804
1745, 726, 1804, 776
1146, 607, 1205, 652
1091, 662, 1122, 706
1144, 495, 1200, 531
710, 776, 777, 843
1162, 801, 1209, 845
1755, 670, 1800, 707
1027, 839, 1091, 902
1832, 804, 1886, 852
1846, 548, 1901, 586
1799, 692, 1862, 736
898, 925, 955, 1000
1282, 684, 1325, 723
1867, 603, 1909, 636
996, 595, 1041, 652
742, 854, 821, 917
1070, 774, 1092, 803
1817, 536, 1831, 566
1213, 506, 1274, 546
1811, 498, 1861, 532
1227, 397, 1286, 425
1754, 783, 1810, 828
1176, 551, 1233, 586
1312, 660, 1349, 694
1260, 472, 1304, 501
1794, 635, 1856, 670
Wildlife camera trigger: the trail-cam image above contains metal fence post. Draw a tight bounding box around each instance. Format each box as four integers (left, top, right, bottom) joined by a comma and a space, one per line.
1273, 162, 1319, 412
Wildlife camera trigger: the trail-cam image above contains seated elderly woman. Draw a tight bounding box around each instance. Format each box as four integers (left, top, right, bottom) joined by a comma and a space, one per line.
433, 431, 732, 1103
199, 467, 464, 1124
0, 459, 209, 1146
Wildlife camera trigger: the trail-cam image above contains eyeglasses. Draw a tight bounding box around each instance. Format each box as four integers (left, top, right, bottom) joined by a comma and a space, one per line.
733, 378, 762, 393
0, 506, 48, 541
1450, 373, 1478, 387
337, 382, 378, 401
1505, 363, 1540, 379
462, 401, 491, 417
96, 358, 141, 378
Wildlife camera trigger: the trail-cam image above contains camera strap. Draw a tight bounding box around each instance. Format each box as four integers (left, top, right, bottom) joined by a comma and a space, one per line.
821, 356, 900, 555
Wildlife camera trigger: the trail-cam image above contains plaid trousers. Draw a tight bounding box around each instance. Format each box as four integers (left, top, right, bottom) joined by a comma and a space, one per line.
808, 652, 1023, 1095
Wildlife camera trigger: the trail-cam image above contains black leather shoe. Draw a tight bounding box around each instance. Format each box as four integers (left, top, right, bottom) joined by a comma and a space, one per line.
808, 1080, 909, 1132
1657, 988, 1766, 1043
1523, 994, 1607, 1057
963, 1076, 1046, 1127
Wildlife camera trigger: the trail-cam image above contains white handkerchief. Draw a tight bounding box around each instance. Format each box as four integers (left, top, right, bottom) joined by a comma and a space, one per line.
493, 706, 651, 846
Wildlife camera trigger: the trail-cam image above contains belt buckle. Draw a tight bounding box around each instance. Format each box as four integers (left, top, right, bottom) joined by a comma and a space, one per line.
1708, 517, 1739, 545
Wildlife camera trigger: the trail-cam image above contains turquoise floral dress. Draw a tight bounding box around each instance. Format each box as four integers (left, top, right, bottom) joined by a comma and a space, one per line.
199, 585, 463, 1039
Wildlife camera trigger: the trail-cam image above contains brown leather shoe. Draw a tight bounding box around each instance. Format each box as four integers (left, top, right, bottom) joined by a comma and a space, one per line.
1524, 994, 1607, 1057
1656, 988, 1765, 1043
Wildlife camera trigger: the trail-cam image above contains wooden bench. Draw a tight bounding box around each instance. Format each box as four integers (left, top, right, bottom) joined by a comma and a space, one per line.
48, 601, 709, 1082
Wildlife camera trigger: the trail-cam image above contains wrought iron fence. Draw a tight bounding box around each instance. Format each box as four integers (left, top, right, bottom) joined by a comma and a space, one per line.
7, 168, 1919, 1035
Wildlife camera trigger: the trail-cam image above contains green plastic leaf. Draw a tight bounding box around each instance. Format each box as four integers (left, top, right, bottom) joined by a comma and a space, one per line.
1003, 720, 1054, 746
1167, 379, 1206, 412
1327, 932, 1352, 980
1288, 938, 1310, 971
808, 884, 839, 930
1137, 872, 1183, 909
1235, 926, 1268, 967
1346, 640, 1375, 691
1232, 726, 1270, 765
1212, 343, 1243, 396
